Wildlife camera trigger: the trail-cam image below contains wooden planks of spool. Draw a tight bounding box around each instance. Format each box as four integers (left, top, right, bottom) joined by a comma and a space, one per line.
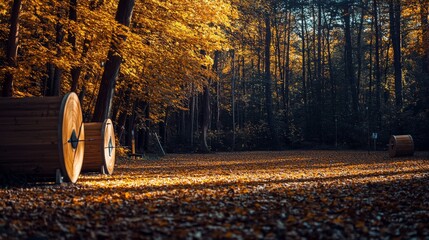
0, 92, 85, 183
82, 119, 116, 174
388, 135, 414, 158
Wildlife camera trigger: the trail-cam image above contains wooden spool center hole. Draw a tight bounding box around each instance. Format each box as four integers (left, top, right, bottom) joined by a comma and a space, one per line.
68, 129, 79, 149
108, 137, 114, 157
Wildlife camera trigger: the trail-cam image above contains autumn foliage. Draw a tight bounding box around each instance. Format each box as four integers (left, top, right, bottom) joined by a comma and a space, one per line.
1, 151, 428, 238
1, 0, 429, 150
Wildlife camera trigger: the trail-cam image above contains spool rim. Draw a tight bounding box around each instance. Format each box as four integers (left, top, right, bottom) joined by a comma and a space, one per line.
101, 118, 115, 174
58, 92, 84, 183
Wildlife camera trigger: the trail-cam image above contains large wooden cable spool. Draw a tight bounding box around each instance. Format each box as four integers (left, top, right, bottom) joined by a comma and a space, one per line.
82, 119, 116, 174
388, 135, 414, 158
0, 92, 85, 183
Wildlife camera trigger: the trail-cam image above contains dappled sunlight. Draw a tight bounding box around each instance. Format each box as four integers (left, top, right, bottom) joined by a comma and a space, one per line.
1, 151, 428, 239
78, 150, 429, 196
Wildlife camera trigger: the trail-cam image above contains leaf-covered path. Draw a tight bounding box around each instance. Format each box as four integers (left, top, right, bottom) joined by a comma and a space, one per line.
1, 151, 429, 239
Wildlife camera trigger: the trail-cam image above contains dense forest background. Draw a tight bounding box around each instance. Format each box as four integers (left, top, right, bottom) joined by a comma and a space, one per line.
1, 0, 428, 153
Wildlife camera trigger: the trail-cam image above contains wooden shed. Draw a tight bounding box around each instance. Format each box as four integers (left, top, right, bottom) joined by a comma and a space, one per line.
82, 119, 116, 174
388, 135, 414, 158
0, 92, 85, 183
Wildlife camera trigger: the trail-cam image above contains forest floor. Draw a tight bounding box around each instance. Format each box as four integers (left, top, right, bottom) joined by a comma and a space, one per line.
1, 151, 429, 239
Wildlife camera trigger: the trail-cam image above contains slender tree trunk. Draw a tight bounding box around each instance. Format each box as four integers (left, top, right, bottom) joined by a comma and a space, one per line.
68, 0, 78, 92
420, 0, 429, 106
285, 11, 292, 114
421, 0, 429, 75
137, 128, 144, 153
325, 17, 336, 129
235, 53, 241, 128
143, 103, 150, 152
159, 116, 166, 148
273, 10, 282, 111
190, 88, 195, 147
216, 77, 222, 131
2, 0, 21, 97
92, 0, 135, 122
117, 110, 128, 145
373, 0, 382, 130
110, 88, 124, 123
421, 0, 429, 74
356, 4, 365, 101
179, 110, 187, 144
46, 10, 66, 96
214, 51, 221, 131
305, 15, 312, 109
195, 91, 199, 143
200, 85, 210, 153
115, 85, 132, 143
343, 4, 358, 117
301, 5, 308, 138
281, 11, 287, 111
231, 50, 236, 151
316, 0, 323, 142
69, 2, 93, 93
368, 18, 374, 142
241, 56, 246, 126
389, 0, 402, 107
216, 80, 221, 130
323, 10, 337, 144
265, 12, 278, 148
126, 101, 137, 148
70, 38, 90, 93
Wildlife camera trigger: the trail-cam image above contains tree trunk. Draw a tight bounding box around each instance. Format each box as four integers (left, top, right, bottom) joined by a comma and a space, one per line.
231, 50, 236, 151
200, 85, 210, 153
68, 0, 79, 93
45, 63, 55, 96
126, 101, 137, 148
214, 51, 221, 131
115, 85, 132, 144
190, 88, 196, 147
325, 13, 336, 137
53, 66, 63, 96
420, 0, 429, 106
143, 103, 150, 152
343, 4, 358, 117
368, 18, 374, 148
373, 0, 382, 130
421, 0, 429, 74
241, 55, 246, 126
92, 0, 135, 122
159, 118, 166, 148
179, 110, 187, 144
273, 9, 282, 112
2, 0, 22, 97
301, 5, 308, 138
389, 0, 402, 107
117, 110, 127, 145
284, 11, 292, 114
316, 0, 323, 142
356, 4, 365, 99
265, 12, 277, 148
46, 10, 66, 97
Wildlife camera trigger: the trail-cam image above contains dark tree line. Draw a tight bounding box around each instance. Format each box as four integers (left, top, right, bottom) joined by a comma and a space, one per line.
156, 0, 429, 152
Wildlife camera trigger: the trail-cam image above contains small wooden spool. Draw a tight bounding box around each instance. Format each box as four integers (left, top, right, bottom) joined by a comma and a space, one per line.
0, 93, 85, 183
388, 135, 414, 158
82, 119, 116, 174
